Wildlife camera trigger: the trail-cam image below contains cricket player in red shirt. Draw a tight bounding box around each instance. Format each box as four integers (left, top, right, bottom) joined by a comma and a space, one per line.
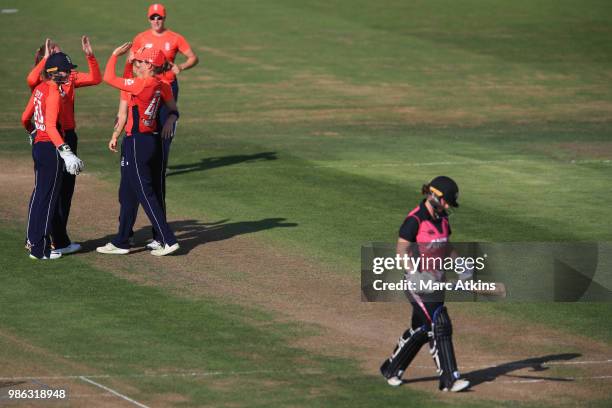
97, 43, 180, 256
122, 3, 198, 251
21, 53, 85, 260
26, 36, 102, 255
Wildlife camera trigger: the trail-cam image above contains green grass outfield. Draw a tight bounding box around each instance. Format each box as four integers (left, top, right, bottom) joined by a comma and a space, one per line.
1, 0, 611, 406
1, 223, 477, 408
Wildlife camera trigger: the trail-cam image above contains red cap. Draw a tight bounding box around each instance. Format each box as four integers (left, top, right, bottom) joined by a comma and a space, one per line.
135, 47, 166, 67
147, 3, 166, 18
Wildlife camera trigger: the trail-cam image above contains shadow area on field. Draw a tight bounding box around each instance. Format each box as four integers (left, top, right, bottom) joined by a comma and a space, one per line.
400, 353, 581, 389
80, 218, 298, 255
167, 151, 278, 177
169, 218, 298, 255
0, 380, 26, 388
464, 353, 582, 387
0, 380, 27, 392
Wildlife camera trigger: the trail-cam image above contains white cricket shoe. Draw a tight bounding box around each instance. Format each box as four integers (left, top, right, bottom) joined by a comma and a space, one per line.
386, 376, 403, 387
96, 243, 130, 255
29, 252, 62, 260
145, 240, 163, 250
150, 243, 180, 257
52, 242, 82, 255
444, 379, 470, 392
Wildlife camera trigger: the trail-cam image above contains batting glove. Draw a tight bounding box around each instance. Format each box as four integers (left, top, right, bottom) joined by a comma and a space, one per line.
57, 144, 84, 175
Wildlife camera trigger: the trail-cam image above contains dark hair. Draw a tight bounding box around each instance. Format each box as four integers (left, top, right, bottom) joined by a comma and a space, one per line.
156, 61, 172, 75
421, 183, 431, 195
153, 64, 166, 75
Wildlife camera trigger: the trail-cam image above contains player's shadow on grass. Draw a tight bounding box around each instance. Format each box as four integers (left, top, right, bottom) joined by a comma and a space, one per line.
401, 353, 581, 389
81, 217, 297, 255
166, 218, 298, 254
0, 380, 26, 388
464, 353, 582, 387
167, 151, 277, 177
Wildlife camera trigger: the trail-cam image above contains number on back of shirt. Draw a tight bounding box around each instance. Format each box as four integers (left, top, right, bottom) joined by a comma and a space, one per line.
33, 92, 46, 131
143, 91, 161, 126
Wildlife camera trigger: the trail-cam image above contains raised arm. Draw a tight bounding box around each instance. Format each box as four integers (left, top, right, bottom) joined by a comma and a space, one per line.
74, 36, 102, 87
26, 38, 52, 90
103, 43, 145, 94
26, 58, 46, 91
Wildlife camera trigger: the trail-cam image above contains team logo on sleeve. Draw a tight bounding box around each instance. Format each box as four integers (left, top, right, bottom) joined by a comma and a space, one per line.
124, 79, 135, 86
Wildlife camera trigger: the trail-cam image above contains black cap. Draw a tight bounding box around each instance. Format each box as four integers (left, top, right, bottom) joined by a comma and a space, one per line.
45, 52, 77, 74
429, 176, 459, 207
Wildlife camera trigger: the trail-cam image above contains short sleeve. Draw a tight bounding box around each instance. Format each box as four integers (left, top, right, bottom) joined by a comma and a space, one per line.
131, 32, 144, 52
399, 216, 419, 242
176, 33, 191, 53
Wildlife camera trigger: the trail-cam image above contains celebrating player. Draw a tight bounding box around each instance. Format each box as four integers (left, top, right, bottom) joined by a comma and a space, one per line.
26, 36, 102, 255
97, 43, 180, 256
28, 39, 61, 87
21, 53, 85, 260
123, 3, 198, 251
380, 176, 470, 392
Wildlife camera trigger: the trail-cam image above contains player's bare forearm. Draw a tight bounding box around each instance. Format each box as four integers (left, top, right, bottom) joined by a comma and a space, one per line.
397, 238, 416, 273
175, 50, 198, 72
180, 55, 198, 71
161, 115, 177, 139
109, 99, 128, 152
396, 238, 410, 257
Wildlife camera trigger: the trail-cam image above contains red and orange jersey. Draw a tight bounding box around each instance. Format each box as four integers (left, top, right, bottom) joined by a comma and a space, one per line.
120, 90, 130, 102
21, 81, 64, 147
26, 58, 47, 90
130, 29, 192, 82
26, 55, 102, 130
104, 54, 173, 135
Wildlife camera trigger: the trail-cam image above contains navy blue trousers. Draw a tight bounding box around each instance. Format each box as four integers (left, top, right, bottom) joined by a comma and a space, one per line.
112, 133, 177, 249
50, 129, 77, 248
26, 141, 63, 258
153, 79, 179, 241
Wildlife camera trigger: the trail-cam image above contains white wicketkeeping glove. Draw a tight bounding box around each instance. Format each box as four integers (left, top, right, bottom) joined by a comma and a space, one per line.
57, 144, 84, 175
27, 130, 36, 145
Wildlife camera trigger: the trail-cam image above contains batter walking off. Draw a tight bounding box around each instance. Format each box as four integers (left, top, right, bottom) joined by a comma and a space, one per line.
380, 176, 470, 392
